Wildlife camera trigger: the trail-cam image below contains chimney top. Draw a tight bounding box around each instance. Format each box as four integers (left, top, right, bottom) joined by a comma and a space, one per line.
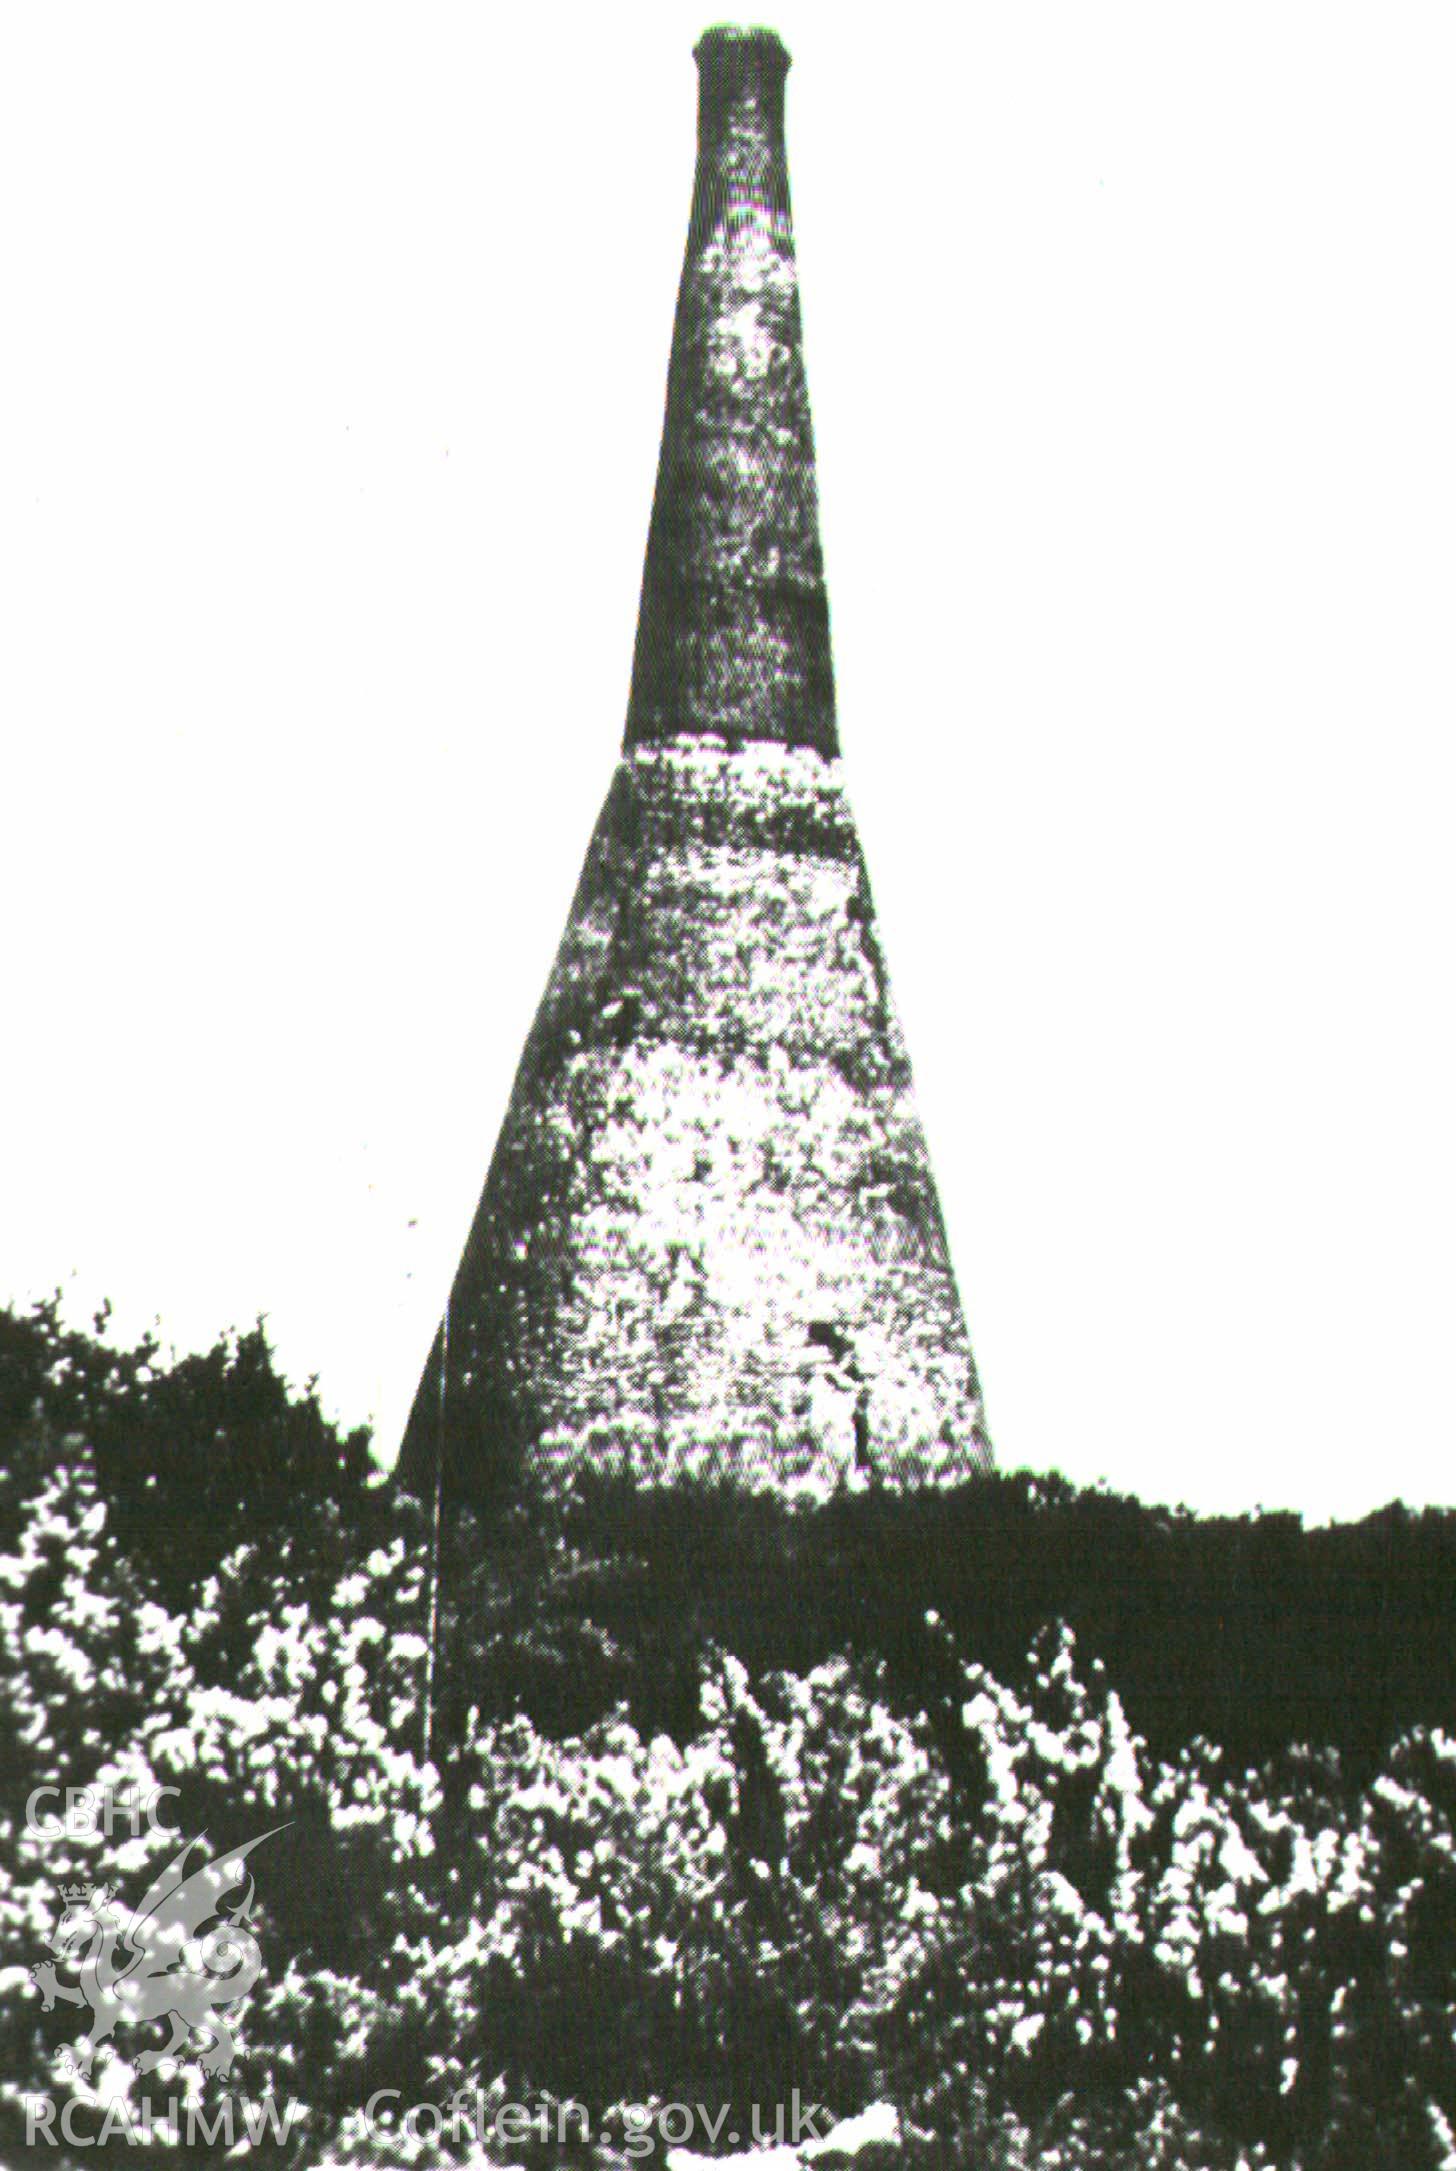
693, 24, 791, 73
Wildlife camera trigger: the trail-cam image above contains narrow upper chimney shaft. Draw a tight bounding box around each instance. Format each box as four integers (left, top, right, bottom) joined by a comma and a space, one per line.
690, 26, 791, 227
623, 25, 838, 757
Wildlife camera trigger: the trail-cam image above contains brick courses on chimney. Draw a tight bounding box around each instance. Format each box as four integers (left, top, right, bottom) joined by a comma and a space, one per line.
398, 27, 993, 1503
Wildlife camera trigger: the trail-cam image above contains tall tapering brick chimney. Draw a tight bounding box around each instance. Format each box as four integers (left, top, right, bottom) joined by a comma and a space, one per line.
397, 27, 992, 1504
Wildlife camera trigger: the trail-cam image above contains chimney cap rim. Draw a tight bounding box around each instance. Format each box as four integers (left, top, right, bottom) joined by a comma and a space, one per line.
693, 24, 792, 75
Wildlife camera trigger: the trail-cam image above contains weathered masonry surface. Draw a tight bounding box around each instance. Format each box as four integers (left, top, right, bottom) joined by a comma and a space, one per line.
398, 29, 992, 1504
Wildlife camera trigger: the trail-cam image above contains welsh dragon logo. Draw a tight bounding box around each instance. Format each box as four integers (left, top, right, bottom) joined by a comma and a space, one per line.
30, 1827, 282, 2080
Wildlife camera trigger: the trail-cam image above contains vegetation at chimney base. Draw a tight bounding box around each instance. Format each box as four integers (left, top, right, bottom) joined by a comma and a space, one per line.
431, 1473, 1456, 1785
3, 1295, 1456, 2169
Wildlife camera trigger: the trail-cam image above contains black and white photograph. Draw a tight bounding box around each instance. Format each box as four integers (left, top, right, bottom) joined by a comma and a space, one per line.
2, 6, 1454, 2165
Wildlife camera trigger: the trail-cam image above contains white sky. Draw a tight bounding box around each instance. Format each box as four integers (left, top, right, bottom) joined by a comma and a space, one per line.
2, 3, 1453, 1522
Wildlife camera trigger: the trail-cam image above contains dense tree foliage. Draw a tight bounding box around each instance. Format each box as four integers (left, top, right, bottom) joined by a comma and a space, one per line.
2, 1298, 1455, 2168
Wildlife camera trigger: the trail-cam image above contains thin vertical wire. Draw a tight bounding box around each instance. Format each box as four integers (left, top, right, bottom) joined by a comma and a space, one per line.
422, 1295, 447, 1765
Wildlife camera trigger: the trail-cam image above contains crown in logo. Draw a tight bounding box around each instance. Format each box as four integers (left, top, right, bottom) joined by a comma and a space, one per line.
59, 1882, 90, 1903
